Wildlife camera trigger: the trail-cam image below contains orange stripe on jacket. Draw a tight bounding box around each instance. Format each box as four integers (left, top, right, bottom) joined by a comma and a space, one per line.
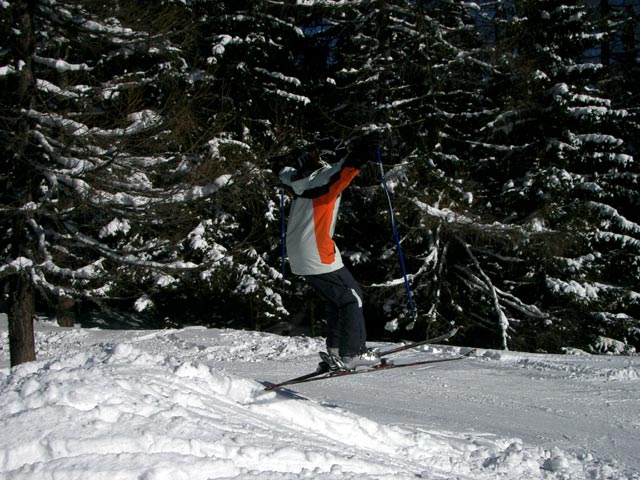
312, 167, 360, 264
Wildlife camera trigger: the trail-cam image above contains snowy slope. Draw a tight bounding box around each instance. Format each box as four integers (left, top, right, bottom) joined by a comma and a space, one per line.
0, 315, 638, 480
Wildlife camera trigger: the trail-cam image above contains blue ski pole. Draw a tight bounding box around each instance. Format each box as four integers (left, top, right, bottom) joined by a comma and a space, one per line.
375, 148, 417, 323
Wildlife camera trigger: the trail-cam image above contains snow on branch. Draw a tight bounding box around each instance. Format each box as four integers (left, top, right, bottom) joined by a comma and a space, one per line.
587, 202, 640, 235
592, 232, 640, 251
573, 133, 624, 148
0, 258, 34, 279
411, 197, 542, 235
80, 18, 136, 37
99, 218, 132, 238
90, 110, 163, 137
36, 79, 79, 99
34, 55, 93, 73
1, 255, 107, 299
594, 312, 639, 327
545, 278, 630, 301
234, 250, 288, 317
591, 335, 636, 355
210, 34, 243, 61
186, 220, 233, 272
40, 260, 104, 282
30, 268, 114, 300
72, 231, 198, 272
254, 68, 302, 87
170, 175, 233, 202
26, 218, 105, 282
0, 65, 17, 77
589, 153, 634, 167
267, 88, 311, 105
369, 243, 438, 289
31, 130, 97, 176
25, 108, 163, 138
29, 131, 232, 206
25, 109, 90, 136
208, 138, 251, 159
457, 265, 544, 320
461, 240, 510, 350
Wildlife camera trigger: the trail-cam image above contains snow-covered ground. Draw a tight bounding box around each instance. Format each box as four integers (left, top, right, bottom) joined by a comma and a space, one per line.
1, 314, 639, 480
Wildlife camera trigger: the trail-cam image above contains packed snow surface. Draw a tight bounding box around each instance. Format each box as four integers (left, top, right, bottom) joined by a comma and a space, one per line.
1, 314, 639, 479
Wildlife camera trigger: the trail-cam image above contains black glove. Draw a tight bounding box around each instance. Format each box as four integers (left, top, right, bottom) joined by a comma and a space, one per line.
364, 129, 383, 149
270, 145, 317, 178
270, 153, 290, 177
271, 147, 306, 176
345, 132, 381, 168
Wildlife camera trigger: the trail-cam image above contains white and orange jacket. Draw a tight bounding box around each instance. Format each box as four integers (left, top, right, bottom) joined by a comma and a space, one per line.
279, 158, 361, 276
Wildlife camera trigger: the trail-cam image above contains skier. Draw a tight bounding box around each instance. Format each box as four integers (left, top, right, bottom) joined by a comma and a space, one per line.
274, 139, 380, 372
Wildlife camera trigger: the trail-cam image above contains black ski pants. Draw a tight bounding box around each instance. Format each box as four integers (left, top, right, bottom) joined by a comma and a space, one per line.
303, 266, 367, 357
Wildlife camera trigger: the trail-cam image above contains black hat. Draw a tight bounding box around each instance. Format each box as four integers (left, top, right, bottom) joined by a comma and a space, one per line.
296, 150, 313, 169
294, 144, 320, 175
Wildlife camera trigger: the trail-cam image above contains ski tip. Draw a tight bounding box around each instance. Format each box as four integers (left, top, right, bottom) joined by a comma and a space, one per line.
262, 381, 285, 392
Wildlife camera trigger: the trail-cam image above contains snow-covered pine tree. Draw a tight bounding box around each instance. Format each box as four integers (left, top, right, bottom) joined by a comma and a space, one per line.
189, 0, 317, 331
478, 0, 639, 352
385, 0, 508, 343
294, 0, 425, 336
298, 0, 501, 341
0, 0, 276, 364
583, 0, 640, 352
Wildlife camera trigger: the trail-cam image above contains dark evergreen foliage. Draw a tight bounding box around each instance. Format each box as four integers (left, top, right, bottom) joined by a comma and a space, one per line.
1, 0, 639, 363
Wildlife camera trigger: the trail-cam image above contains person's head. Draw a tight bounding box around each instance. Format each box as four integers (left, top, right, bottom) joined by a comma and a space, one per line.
294, 144, 320, 176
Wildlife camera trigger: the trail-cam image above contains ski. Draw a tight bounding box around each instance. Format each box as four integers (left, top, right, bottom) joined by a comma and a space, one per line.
276, 349, 475, 390
268, 349, 476, 389
376, 326, 459, 357
263, 367, 328, 390
264, 327, 461, 391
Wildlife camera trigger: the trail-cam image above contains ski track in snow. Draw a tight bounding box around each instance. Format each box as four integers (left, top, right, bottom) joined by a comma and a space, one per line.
0, 316, 638, 480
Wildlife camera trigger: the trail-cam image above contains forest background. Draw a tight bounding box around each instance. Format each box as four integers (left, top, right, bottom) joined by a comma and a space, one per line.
1, 0, 639, 366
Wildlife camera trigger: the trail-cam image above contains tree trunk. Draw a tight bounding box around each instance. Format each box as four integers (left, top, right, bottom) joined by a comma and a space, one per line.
600, 0, 610, 66
7, 0, 38, 367
56, 296, 76, 327
8, 273, 36, 367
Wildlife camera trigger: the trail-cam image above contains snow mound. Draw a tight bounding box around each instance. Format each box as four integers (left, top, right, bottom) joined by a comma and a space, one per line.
2, 325, 325, 368
1, 340, 630, 480
475, 348, 640, 382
